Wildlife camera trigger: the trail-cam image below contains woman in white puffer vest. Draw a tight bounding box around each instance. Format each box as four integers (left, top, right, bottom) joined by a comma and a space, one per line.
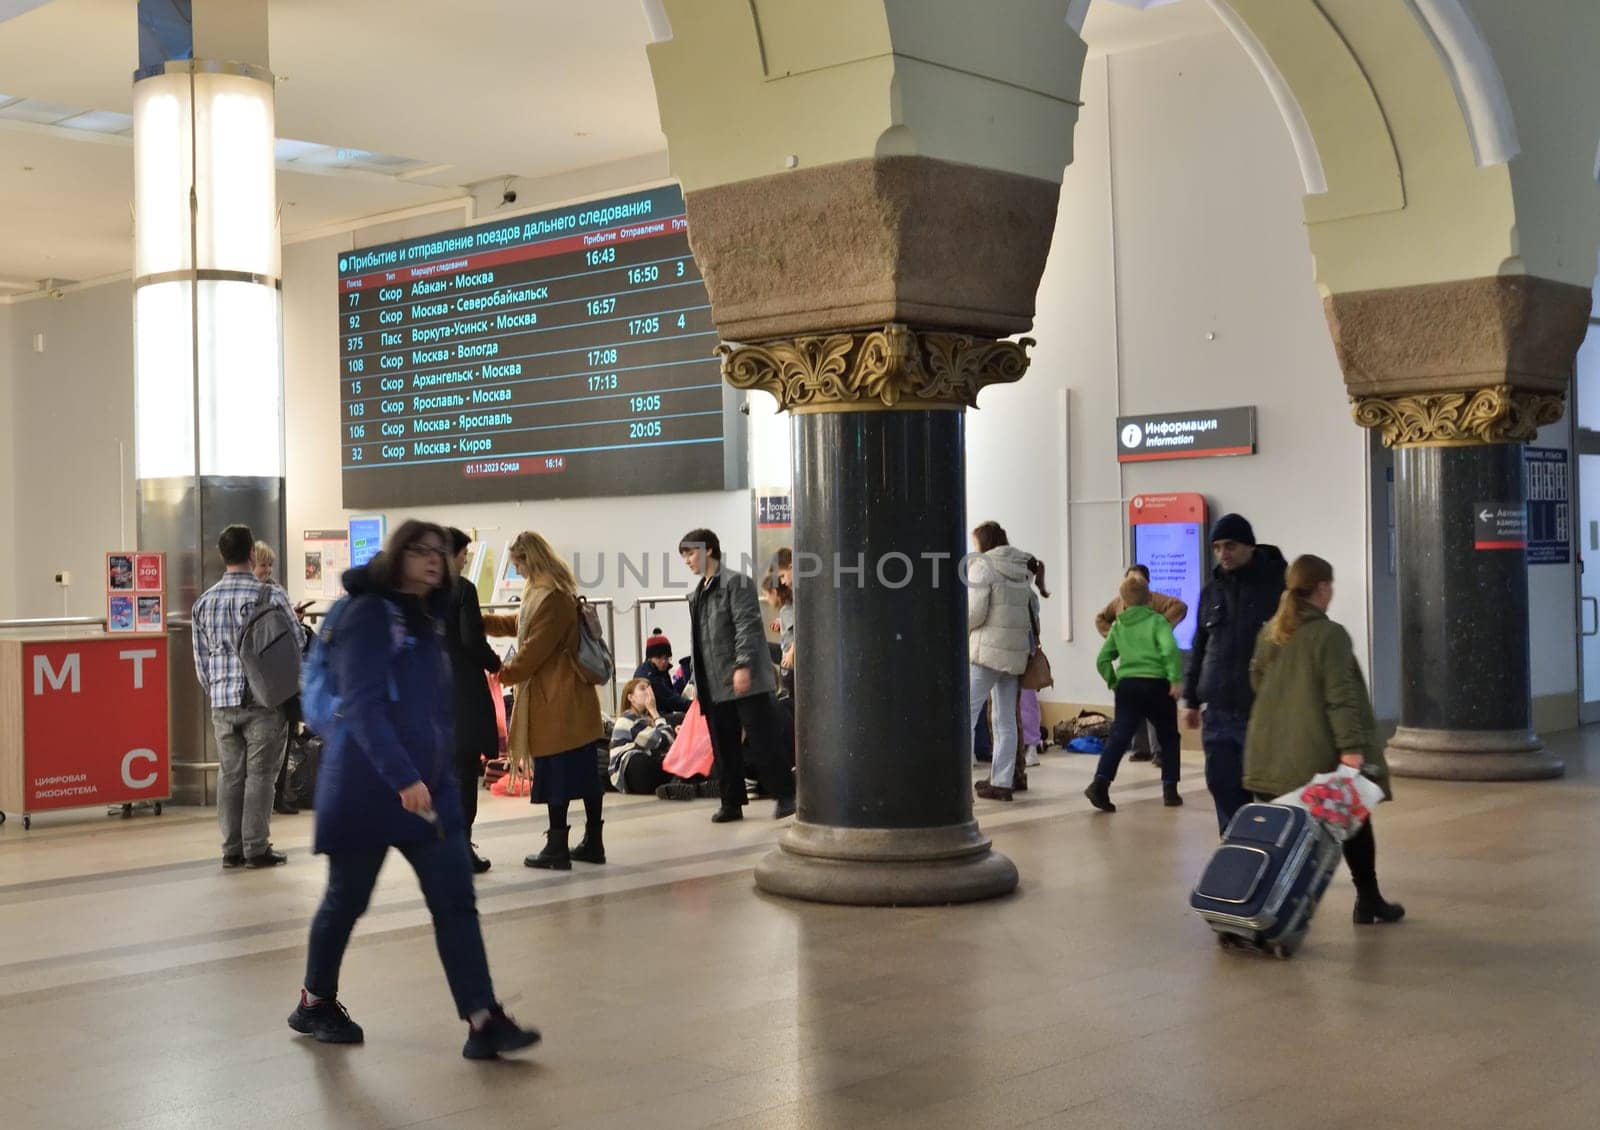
967, 521, 1049, 801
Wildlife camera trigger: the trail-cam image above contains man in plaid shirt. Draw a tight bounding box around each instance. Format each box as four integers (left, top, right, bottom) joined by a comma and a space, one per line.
192, 524, 296, 869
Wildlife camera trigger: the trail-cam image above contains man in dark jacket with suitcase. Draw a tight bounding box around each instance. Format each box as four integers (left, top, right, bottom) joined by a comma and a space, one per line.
1180, 514, 1286, 834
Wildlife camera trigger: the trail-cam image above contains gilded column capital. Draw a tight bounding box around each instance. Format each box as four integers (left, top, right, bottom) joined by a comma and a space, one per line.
718, 324, 1033, 414
1351, 385, 1566, 448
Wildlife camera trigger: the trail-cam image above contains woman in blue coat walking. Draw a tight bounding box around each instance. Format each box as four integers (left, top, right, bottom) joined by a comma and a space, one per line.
288, 519, 540, 1060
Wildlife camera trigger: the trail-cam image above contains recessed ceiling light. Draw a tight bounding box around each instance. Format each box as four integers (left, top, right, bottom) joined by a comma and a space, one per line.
21, 165, 33, 171
575, 131, 589, 137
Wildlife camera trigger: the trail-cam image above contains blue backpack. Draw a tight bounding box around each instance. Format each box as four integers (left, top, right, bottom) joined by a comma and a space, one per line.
300, 595, 401, 735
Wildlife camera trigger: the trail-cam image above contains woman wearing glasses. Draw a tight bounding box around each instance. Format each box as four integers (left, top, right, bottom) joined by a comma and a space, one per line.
289, 519, 540, 1059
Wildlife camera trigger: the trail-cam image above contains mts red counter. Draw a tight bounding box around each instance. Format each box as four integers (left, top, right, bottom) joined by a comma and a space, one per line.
1, 632, 170, 827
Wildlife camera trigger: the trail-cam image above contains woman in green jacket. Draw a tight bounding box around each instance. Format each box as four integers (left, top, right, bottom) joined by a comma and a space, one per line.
1244, 554, 1405, 925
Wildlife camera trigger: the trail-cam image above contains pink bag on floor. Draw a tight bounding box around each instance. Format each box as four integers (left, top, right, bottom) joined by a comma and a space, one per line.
1019, 690, 1043, 746
663, 699, 715, 779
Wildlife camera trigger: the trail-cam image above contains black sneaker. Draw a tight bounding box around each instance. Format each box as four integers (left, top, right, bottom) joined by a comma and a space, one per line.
288, 992, 364, 1044
655, 780, 699, 801
1163, 783, 1183, 807
246, 849, 288, 868
695, 779, 721, 799
710, 806, 744, 823
463, 1008, 541, 1060
471, 848, 492, 874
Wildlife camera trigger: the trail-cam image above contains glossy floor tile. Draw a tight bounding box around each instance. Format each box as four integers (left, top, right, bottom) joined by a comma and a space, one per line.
3, 730, 1597, 1129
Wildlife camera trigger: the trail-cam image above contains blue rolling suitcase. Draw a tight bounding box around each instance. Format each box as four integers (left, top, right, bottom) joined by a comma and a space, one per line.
1190, 802, 1342, 958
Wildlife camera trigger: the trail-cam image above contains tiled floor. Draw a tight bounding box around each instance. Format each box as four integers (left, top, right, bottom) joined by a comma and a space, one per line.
3, 732, 1598, 1129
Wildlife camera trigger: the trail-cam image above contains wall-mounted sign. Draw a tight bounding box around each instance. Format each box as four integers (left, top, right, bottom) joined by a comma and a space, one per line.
1474, 503, 1527, 551
757, 492, 792, 529
1117, 406, 1256, 463
1524, 446, 1570, 565
1129, 493, 1207, 649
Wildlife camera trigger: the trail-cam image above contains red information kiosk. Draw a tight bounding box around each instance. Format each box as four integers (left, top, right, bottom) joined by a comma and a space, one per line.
0, 632, 171, 828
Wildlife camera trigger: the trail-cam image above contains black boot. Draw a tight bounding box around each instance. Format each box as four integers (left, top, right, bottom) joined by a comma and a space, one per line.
570, 821, 606, 865
1163, 782, 1183, 807
524, 826, 571, 870
1084, 778, 1116, 813
1353, 885, 1406, 924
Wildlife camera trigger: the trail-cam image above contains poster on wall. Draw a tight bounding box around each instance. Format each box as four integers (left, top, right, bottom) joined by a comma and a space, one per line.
303, 529, 351, 598
136, 595, 165, 631
1524, 447, 1570, 565
135, 554, 164, 592
107, 553, 134, 592
107, 594, 136, 633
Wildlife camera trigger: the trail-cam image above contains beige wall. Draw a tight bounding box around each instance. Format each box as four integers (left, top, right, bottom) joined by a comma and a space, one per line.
965, 37, 1370, 710
0, 301, 14, 619
2, 282, 137, 620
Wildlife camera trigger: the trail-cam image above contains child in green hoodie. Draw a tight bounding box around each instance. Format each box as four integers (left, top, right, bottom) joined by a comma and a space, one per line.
1085, 575, 1184, 813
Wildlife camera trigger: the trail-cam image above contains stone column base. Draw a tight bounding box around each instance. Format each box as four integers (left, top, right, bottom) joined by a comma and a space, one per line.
754, 821, 1018, 907
1385, 726, 1564, 781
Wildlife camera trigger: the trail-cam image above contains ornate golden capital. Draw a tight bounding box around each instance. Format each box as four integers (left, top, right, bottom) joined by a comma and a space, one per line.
1351, 385, 1566, 448
718, 324, 1033, 413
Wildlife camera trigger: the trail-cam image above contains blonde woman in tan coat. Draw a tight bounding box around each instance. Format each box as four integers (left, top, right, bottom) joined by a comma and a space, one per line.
482, 532, 606, 871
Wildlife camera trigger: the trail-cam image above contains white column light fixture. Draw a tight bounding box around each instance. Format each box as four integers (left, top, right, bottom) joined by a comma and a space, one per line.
132, 62, 283, 481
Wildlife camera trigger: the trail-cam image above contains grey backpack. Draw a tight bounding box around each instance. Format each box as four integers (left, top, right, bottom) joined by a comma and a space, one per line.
237, 582, 303, 708
572, 595, 614, 686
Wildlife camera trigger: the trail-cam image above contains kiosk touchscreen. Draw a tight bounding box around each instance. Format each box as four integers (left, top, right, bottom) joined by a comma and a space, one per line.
491, 543, 527, 606
348, 515, 387, 569
1129, 493, 1208, 650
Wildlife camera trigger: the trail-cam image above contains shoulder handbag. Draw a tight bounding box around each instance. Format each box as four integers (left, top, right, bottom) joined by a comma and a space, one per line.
1020, 606, 1054, 691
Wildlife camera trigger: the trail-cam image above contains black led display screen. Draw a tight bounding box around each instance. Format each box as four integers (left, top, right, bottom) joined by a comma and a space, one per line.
337, 185, 734, 507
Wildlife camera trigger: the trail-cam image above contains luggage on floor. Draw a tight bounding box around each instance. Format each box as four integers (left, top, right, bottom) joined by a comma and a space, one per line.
1190, 802, 1341, 958
285, 731, 322, 809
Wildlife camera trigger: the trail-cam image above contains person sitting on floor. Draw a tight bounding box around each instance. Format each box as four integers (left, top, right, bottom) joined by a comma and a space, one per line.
609, 678, 677, 793
632, 628, 691, 717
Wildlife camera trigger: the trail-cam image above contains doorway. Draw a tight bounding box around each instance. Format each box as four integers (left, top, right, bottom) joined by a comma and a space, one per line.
1574, 317, 1600, 723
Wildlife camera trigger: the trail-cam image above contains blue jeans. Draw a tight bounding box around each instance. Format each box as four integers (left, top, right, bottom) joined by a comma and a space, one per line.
305, 830, 495, 1019
1202, 709, 1253, 834
970, 665, 1019, 788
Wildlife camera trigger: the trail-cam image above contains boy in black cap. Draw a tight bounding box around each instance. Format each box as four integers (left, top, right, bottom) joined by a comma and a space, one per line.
1181, 513, 1286, 833
632, 628, 691, 717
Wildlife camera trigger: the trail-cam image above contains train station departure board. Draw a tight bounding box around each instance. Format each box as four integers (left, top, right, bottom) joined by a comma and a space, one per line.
336, 185, 738, 508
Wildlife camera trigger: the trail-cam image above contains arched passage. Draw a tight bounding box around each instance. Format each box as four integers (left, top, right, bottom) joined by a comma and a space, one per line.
642, 0, 1600, 903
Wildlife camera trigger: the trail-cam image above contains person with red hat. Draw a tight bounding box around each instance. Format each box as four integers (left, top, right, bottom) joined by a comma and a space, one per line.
632, 628, 691, 717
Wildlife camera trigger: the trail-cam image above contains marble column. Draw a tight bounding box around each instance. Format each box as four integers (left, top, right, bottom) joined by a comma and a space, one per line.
132, 0, 285, 801
1332, 276, 1590, 781
722, 326, 1028, 904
